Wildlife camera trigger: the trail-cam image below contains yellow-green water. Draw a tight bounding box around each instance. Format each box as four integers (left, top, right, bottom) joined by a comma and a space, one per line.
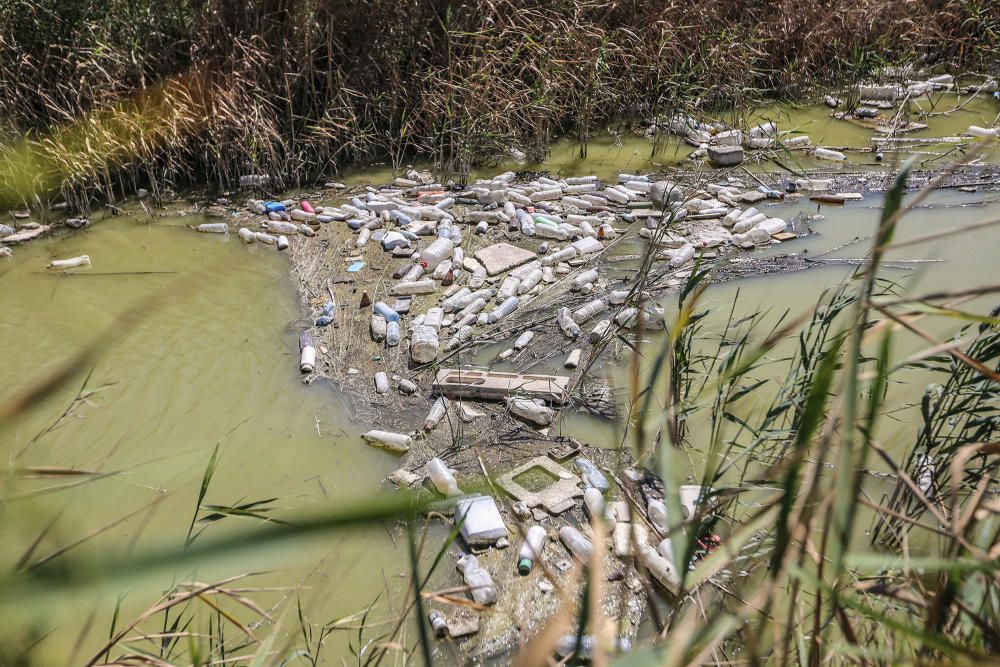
1, 94, 999, 665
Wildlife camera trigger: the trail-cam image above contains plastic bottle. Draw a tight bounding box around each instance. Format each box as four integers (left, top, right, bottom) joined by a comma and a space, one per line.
514, 330, 535, 350
371, 315, 387, 341
506, 397, 553, 425
426, 458, 461, 497
419, 237, 454, 271
814, 147, 846, 161
356, 228, 371, 247
647, 498, 668, 535
196, 222, 228, 234
557, 307, 581, 338
47, 255, 91, 270
424, 307, 444, 330
373, 302, 400, 322
575, 458, 609, 491
572, 269, 599, 290
516, 210, 535, 236
488, 297, 519, 323
428, 611, 449, 638
374, 371, 389, 394
386, 320, 401, 346
514, 269, 541, 294
967, 125, 999, 139
362, 430, 412, 453
299, 332, 316, 373
572, 299, 608, 324
636, 543, 680, 593
669, 244, 695, 268
518, 525, 547, 575
456, 554, 498, 605
559, 526, 593, 563
588, 319, 611, 343
498, 276, 521, 302
555, 635, 631, 659
276, 235, 290, 251
237, 227, 256, 243
410, 325, 440, 363
583, 488, 615, 529
423, 396, 449, 430
445, 325, 474, 351
391, 279, 436, 295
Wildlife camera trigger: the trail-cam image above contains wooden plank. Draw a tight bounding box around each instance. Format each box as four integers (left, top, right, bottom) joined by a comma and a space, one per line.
433, 367, 570, 404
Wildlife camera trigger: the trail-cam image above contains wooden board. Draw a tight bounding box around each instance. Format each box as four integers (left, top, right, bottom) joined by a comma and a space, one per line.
433, 367, 570, 404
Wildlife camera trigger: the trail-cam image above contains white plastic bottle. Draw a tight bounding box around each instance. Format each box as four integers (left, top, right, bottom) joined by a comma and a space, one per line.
572, 299, 608, 324
362, 430, 412, 453
647, 498, 668, 535
559, 526, 593, 563
584, 487, 615, 529
457, 554, 498, 605
426, 458, 461, 497
410, 325, 440, 363
518, 525, 547, 575
636, 543, 680, 593
514, 330, 535, 350
572, 269, 599, 290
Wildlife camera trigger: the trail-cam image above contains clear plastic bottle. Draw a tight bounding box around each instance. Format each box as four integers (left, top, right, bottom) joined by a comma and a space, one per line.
457, 554, 498, 605
518, 525, 547, 575
584, 487, 615, 529
488, 297, 519, 324
418, 237, 454, 271
426, 458, 461, 497
514, 330, 535, 350
559, 526, 593, 563
572, 299, 608, 324
647, 498, 668, 535
373, 302, 400, 322
386, 320, 401, 346
423, 396, 449, 430
575, 458, 609, 491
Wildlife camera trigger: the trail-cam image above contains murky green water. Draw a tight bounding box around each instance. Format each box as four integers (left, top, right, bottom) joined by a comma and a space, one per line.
1, 94, 998, 664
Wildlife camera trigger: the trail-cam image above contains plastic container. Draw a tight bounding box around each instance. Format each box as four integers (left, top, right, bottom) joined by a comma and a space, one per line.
431, 259, 453, 280
196, 223, 228, 234
426, 458, 461, 497
457, 554, 498, 605
424, 307, 444, 330
410, 325, 440, 363
238, 227, 256, 243
373, 302, 400, 322
557, 307, 581, 338
299, 332, 316, 373
419, 237, 454, 270
575, 457, 609, 491
423, 396, 449, 430
559, 526, 593, 563
517, 525, 547, 575
506, 396, 553, 425
372, 371, 390, 394
398, 378, 417, 394
370, 315, 387, 342
362, 430, 412, 453
386, 320, 401, 346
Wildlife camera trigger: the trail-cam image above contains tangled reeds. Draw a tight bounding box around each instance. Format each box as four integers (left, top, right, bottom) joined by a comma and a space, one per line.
1, 0, 998, 209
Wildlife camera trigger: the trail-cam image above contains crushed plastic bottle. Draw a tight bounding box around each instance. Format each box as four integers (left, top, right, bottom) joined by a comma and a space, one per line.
457, 554, 498, 605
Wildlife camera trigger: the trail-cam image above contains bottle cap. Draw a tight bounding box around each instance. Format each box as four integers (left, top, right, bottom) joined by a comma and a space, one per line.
518, 557, 532, 575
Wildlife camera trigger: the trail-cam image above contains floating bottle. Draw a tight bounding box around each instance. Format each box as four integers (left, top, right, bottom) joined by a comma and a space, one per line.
426, 458, 461, 497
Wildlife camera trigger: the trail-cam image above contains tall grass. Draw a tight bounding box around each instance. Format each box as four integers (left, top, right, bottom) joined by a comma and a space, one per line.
2, 0, 998, 209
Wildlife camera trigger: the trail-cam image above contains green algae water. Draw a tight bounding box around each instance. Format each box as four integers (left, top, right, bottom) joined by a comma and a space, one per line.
0, 212, 411, 665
